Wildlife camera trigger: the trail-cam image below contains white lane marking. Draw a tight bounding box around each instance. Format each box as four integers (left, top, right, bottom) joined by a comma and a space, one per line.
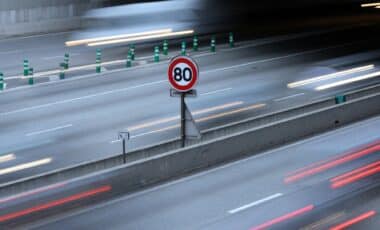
42, 53, 80, 60
228, 193, 283, 214
0, 80, 165, 116
0, 154, 16, 163
200, 88, 232, 96
26, 124, 73, 136
0, 50, 21, 55
192, 52, 216, 58
287, 65, 374, 88
274, 93, 305, 102
136, 55, 154, 60
316, 70, 380, 91
0, 158, 52, 176
202, 42, 356, 75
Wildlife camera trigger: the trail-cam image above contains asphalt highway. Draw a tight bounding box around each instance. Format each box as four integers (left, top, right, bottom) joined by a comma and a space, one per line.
2, 25, 380, 184
1, 112, 380, 229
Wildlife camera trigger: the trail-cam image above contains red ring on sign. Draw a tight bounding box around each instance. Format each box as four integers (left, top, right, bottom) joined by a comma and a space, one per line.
168, 56, 198, 92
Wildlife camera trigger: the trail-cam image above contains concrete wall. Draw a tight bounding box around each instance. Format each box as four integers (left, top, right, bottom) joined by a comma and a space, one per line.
0, 0, 103, 37
1, 85, 380, 196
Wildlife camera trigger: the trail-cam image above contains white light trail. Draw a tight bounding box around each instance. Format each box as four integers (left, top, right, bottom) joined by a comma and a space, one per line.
88, 30, 194, 46
0, 158, 52, 176
65, 29, 173, 47
316, 70, 380, 90
287, 65, 374, 88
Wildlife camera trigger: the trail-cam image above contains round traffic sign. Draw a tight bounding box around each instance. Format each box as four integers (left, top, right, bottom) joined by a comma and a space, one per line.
168, 56, 199, 92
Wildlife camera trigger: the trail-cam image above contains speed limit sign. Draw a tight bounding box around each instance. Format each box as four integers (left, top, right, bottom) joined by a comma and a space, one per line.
168, 56, 199, 92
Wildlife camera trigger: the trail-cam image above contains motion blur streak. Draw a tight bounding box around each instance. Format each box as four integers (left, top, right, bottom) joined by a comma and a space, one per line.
330, 161, 380, 182
0, 183, 66, 204
329, 210, 376, 230
361, 2, 380, 7
287, 65, 374, 88
250, 205, 314, 230
0, 154, 15, 163
0, 185, 112, 223
65, 28, 173, 46
87, 30, 194, 46
128, 101, 243, 131
284, 143, 380, 183
316, 70, 380, 91
330, 164, 380, 189
0, 158, 52, 176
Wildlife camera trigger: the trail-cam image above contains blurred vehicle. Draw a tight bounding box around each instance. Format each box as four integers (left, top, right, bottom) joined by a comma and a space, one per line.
66, 0, 365, 47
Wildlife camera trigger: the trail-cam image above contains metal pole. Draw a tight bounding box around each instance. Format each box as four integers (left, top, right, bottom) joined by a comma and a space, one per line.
122, 138, 126, 164
180, 93, 186, 148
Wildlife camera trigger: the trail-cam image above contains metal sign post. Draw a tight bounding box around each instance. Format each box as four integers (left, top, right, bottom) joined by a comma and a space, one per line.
168, 56, 200, 147
118, 131, 130, 164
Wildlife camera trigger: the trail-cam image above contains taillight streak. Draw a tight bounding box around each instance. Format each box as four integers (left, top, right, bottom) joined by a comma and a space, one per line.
330, 163, 380, 189
250, 205, 314, 230
0, 185, 111, 222
284, 144, 380, 184
329, 210, 376, 230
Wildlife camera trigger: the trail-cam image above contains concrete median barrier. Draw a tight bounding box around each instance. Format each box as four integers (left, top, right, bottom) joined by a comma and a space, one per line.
1, 85, 380, 196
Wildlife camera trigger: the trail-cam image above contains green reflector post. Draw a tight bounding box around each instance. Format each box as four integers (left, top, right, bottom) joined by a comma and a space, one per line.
23, 59, 29, 76
130, 44, 135, 60
181, 41, 186, 55
126, 54, 132, 68
154, 46, 160, 62
59, 63, 65, 80
0, 72, 3, 91
64, 53, 69, 69
193, 35, 198, 51
211, 36, 216, 52
335, 95, 347, 104
28, 67, 34, 85
229, 32, 234, 48
163, 40, 168, 56
96, 49, 101, 73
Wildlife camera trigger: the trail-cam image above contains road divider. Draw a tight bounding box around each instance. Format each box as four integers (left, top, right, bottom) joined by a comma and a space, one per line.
2, 84, 380, 196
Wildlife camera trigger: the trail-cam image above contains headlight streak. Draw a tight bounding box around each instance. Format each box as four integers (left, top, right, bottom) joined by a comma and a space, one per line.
87, 30, 194, 46
287, 65, 374, 88
65, 28, 173, 46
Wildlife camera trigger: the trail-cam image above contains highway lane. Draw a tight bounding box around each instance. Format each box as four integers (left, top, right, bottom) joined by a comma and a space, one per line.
3, 112, 380, 229
2, 25, 380, 184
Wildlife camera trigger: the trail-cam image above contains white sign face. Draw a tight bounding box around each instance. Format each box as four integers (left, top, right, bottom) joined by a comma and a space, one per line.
168, 56, 198, 92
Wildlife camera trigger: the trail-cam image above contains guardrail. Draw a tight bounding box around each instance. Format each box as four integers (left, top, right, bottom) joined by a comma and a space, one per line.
1, 83, 380, 196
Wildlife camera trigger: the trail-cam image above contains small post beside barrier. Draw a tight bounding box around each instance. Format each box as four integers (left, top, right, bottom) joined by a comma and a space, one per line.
126, 54, 132, 68
64, 53, 69, 69
96, 49, 101, 73
0, 72, 4, 91
59, 63, 65, 80
163, 40, 169, 55
335, 95, 347, 104
211, 36, 216, 52
154, 46, 160, 62
193, 35, 198, 51
229, 32, 234, 48
23, 59, 29, 76
28, 67, 34, 85
181, 41, 186, 55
